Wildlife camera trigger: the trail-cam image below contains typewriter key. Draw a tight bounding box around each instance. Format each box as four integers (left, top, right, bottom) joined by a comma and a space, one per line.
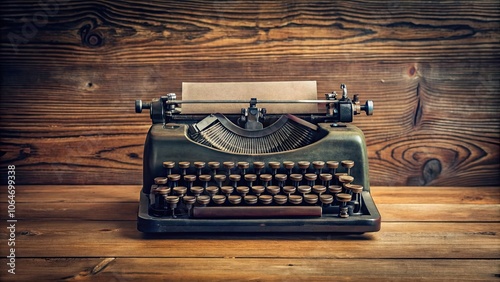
298, 185, 311, 197
336, 193, 352, 218
289, 195, 303, 205
259, 195, 273, 205
221, 186, 234, 197
168, 174, 181, 188
229, 174, 241, 188
236, 186, 249, 197
260, 174, 272, 188
196, 195, 210, 206
173, 186, 187, 198
212, 195, 226, 205
253, 161, 265, 175
290, 174, 303, 188
283, 161, 295, 175
312, 185, 327, 196
245, 174, 257, 188
326, 161, 339, 175
274, 195, 288, 205
163, 161, 175, 175
275, 174, 287, 188
328, 185, 342, 205
206, 186, 219, 197
184, 175, 196, 189
223, 161, 235, 175
298, 161, 310, 174
334, 173, 348, 185
179, 161, 190, 175
154, 177, 168, 185
320, 173, 333, 187
208, 161, 220, 176
283, 186, 296, 197
199, 174, 211, 189
214, 174, 226, 188
346, 184, 363, 214
238, 161, 249, 175
183, 196, 196, 217
166, 196, 179, 218
252, 185, 265, 197
228, 195, 242, 205
194, 162, 206, 175
154, 186, 171, 195
312, 161, 325, 174
266, 185, 280, 196
190, 186, 204, 197
341, 160, 354, 175
320, 194, 334, 206
268, 161, 281, 176
338, 175, 354, 187
304, 194, 318, 205
305, 173, 317, 187
244, 195, 258, 205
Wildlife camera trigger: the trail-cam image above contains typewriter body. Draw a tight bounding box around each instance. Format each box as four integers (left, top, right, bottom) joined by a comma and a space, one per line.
135, 82, 380, 233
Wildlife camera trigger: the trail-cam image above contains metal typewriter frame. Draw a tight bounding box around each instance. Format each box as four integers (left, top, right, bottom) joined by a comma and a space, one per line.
135, 84, 381, 233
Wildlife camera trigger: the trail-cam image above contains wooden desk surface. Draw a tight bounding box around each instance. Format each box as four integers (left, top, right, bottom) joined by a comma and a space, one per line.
1, 186, 498, 281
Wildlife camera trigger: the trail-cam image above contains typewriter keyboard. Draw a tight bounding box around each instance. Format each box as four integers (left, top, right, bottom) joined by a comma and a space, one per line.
148, 160, 365, 219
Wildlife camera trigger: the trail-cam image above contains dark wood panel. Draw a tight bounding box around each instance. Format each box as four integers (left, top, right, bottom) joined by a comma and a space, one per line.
0, 0, 499, 186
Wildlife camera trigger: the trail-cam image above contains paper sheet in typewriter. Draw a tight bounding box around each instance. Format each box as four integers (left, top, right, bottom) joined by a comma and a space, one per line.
181, 81, 319, 114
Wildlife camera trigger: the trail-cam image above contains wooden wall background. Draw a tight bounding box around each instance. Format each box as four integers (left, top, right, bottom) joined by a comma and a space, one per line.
1, 0, 499, 186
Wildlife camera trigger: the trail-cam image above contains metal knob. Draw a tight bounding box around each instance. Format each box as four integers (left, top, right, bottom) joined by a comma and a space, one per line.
361, 100, 374, 116
135, 100, 151, 113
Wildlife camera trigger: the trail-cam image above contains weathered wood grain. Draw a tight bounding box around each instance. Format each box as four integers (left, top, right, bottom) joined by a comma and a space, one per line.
0, 0, 499, 186
1, 258, 498, 281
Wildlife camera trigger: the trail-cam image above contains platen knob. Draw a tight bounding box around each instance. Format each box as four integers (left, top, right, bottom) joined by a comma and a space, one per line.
361, 100, 374, 116
135, 99, 151, 113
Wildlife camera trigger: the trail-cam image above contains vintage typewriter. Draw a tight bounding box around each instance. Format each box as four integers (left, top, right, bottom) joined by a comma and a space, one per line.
135, 82, 381, 233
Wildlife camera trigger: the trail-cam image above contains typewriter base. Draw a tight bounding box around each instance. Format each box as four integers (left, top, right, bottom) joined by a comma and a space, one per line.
137, 191, 381, 233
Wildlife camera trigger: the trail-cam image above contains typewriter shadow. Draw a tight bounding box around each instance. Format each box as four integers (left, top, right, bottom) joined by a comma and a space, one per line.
140, 232, 374, 241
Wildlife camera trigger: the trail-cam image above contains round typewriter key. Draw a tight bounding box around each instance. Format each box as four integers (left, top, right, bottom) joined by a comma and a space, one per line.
197, 195, 210, 206
298, 161, 310, 173
173, 186, 187, 197
338, 175, 354, 185
305, 173, 317, 187
229, 174, 241, 188
341, 160, 355, 175
212, 195, 226, 205
336, 193, 352, 218
290, 174, 303, 187
260, 174, 272, 188
252, 185, 265, 196
206, 186, 219, 197
208, 161, 220, 175
179, 162, 190, 175
336, 193, 352, 202
312, 161, 325, 171
245, 174, 257, 188
259, 195, 273, 205
236, 186, 249, 197
244, 195, 258, 205
228, 195, 242, 205
283, 161, 295, 174
199, 174, 211, 188
194, 161, 206, 175
184, 175, 196, 188
283, 186, 296, 196
163, 161, 175, 169
326, 161, 339, 175
253, 161, 265, 174
221, 186, 234, 197
328, 185, 342, 194
266, 185, 280, 196
168, 174, 181, 188
312, 185, 327, 196
183, 195, 196, 217
166, 195, 179, 218
274, 195, 288, 205
304, 194, 318, 205
238, 161, 249, 175
320, 194, 334, 206
275, 174, 287, 188
289, 195, 303, 205
154, 186, 171, 195
154, 177, 168, 185
214, 174, 226, 188
298, 185, 311, 197
320, 173, 333, 187
190, 186, 204, 197
223, 161, 235, 175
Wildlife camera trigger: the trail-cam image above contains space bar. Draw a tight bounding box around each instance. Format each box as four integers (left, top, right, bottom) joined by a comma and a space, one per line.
192, 206, 322, 218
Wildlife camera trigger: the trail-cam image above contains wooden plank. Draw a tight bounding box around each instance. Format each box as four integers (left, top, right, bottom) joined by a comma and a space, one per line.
1, 1, 498, 63
0, 258, 498, 281
2, 202, 498, 222
2, 185, 498, 205
0, 221, 498, 259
